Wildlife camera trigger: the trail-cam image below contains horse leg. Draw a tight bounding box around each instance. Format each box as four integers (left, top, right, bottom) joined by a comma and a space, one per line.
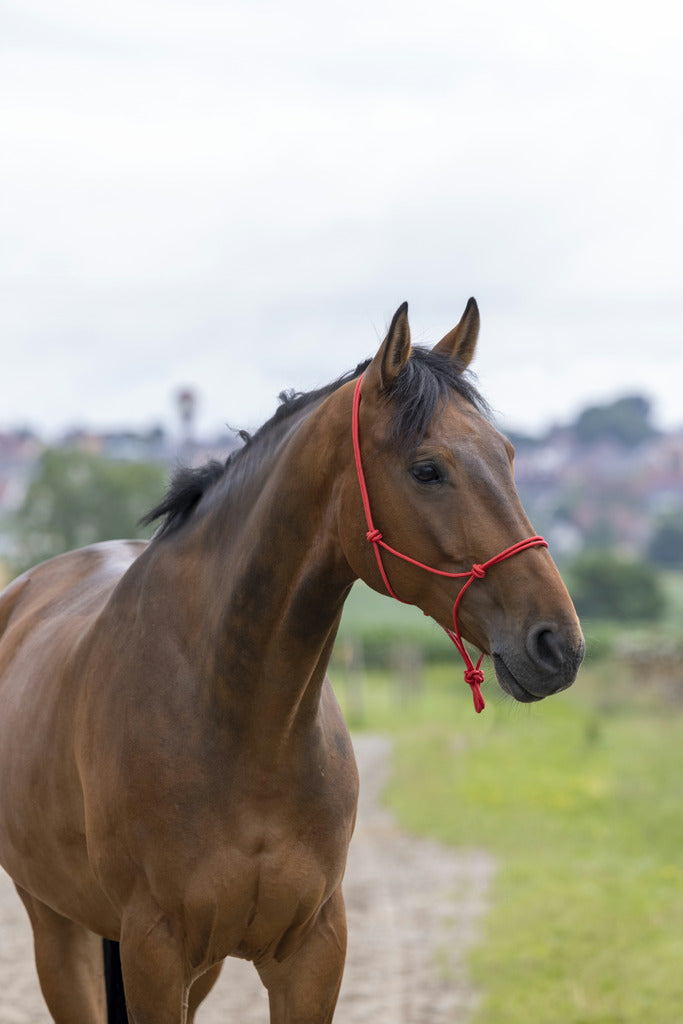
121, 949, 222, 1024
118, 907, 191, 1024
15, 883, 107, 1023
257, 888, 347, 1024
186, 961, 223, 1022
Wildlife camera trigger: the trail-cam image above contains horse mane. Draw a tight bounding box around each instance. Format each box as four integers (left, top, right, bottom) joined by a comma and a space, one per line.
142, 347, 488, 538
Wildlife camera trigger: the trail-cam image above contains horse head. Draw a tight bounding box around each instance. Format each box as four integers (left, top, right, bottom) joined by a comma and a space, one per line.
338, 299, 585, 705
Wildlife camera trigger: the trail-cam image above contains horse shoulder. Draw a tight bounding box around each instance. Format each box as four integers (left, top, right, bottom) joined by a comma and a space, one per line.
0, 539, 150, 798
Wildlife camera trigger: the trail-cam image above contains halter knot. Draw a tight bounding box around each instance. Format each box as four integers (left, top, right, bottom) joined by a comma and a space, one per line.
366, 529, 383, 544
463, 666, 486, 714
464, 666, 485, 686
471, 563, 486, 579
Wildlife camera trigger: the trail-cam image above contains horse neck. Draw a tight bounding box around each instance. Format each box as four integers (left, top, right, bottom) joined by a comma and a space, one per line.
146, 391, 356, 750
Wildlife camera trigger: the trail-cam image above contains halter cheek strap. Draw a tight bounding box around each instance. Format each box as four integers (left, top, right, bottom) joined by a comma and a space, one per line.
352, 374, 548, 713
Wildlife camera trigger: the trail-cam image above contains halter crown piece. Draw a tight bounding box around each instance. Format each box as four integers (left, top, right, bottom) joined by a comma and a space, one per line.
352, 374, 548, 713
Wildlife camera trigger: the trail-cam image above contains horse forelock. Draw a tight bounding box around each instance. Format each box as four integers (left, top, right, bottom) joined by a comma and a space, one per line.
142, 347, 486, 538
382, 346, 489, 452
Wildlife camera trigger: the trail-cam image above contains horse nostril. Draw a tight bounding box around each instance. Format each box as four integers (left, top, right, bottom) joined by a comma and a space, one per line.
526, 622, 564, 675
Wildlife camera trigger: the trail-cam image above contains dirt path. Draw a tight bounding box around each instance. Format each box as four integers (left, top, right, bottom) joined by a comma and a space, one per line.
0, 736, 493, 1023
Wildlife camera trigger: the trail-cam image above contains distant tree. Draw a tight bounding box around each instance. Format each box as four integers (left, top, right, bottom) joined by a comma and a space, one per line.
11, 448, 167, 574
575, 395, 657, 448
648, 513, 683, 568
568, 550, 666, 622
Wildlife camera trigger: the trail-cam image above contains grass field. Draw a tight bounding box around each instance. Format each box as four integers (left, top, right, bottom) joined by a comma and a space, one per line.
331, 582, 683, 1023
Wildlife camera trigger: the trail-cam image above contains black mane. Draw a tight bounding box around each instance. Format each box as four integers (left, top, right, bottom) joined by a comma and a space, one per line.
142, 347, 487, 538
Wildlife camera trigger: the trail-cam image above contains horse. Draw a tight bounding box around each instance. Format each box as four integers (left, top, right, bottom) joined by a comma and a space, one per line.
0, 299, 584, 1023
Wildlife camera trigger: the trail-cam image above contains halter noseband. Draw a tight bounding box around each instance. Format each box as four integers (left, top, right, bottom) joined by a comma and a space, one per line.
352, 374, 548, 713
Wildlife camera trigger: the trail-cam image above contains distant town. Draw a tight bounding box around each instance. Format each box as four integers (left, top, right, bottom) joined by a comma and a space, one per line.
509, 394, 683, 561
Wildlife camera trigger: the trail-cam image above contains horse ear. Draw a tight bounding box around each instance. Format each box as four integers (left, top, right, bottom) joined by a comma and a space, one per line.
365, 302, 411, 391
432, 297, 480, 367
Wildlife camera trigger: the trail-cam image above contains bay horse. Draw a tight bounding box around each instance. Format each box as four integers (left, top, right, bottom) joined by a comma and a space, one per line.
0, 299, 584, 1023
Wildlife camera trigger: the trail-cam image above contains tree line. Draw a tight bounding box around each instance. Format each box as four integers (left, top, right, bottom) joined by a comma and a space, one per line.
6, 447, 166, 576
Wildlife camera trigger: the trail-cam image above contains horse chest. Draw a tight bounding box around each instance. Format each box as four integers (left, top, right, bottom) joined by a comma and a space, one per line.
178, 785, 356, 966
240, 842, 336, 959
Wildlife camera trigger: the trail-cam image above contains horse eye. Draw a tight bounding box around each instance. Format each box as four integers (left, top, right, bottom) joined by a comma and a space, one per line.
411, 462, 441, 484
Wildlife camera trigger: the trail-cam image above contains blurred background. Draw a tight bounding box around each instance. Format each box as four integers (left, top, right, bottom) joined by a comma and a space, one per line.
2, 1, 683, 1021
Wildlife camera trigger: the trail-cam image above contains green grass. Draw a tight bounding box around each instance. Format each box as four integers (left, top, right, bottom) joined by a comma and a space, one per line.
330, 631, 683, 1023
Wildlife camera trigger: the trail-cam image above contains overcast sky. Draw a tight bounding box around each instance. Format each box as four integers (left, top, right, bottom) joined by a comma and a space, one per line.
1, 0, 681, 441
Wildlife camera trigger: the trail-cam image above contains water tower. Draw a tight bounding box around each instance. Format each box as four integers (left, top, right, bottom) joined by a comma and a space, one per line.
176, 387, 197, 455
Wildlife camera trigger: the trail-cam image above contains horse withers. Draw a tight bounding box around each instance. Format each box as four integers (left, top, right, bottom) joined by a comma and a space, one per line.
0, 300, 584, 1023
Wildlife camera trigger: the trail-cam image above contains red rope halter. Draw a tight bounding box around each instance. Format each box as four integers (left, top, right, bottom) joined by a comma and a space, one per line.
352, 374, 548, 713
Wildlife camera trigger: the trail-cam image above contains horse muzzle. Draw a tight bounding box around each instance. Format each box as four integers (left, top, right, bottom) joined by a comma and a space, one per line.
492, 622, 585, 703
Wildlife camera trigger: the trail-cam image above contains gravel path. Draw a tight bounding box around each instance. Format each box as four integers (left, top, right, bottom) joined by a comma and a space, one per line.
0, 735, 493, 1023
